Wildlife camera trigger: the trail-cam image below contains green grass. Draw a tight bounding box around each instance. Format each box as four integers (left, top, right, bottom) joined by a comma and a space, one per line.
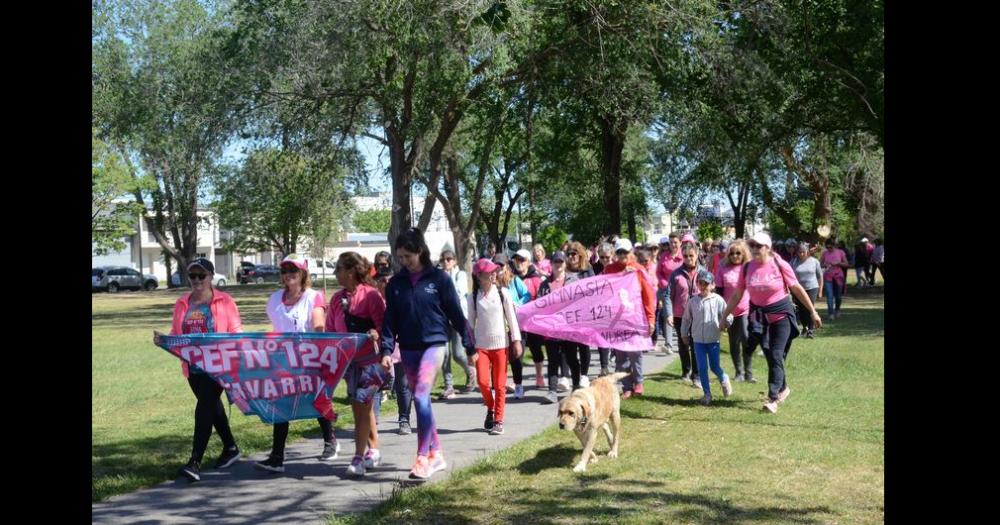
92, 283, 473, 502
328, 288, 885, 525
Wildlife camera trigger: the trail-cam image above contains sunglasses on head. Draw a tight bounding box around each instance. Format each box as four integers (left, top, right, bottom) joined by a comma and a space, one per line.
280, 267, 299, 274
188, 273, 208, 281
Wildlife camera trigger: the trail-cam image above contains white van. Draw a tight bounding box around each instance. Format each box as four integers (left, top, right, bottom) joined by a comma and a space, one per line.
308, 259, 338, 281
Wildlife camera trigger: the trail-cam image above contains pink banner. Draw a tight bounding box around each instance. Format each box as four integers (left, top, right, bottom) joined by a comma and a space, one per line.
516, 272, 652, 351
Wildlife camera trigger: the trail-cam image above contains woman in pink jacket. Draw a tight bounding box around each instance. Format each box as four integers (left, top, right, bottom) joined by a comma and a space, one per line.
163, 258, 243, 482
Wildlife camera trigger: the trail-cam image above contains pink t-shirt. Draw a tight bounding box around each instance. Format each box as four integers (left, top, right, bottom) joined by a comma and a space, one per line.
535, 258, 552, 277
737, 257, 799, 323
657, 251, 683, 289
714, 263, 750, 317
821, 249, 848, 284
326, 284, 387, 362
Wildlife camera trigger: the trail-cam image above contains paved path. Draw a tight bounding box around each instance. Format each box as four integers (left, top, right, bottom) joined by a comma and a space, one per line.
93, 350, 676, 524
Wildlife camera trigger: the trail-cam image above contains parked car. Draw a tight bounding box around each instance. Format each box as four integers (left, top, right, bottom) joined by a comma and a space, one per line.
237, 261, 256, 282
170, 271, 227, 288
238, 264, 281, 284
92, 266, 159, 293
309, 259, 338, 281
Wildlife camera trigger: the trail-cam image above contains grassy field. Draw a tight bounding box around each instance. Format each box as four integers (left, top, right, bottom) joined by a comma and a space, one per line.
92, 282, 474, 502
328, 288, 885, 525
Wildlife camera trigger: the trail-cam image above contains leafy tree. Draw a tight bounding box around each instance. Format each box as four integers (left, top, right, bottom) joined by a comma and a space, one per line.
352, 209, 392, 233
92, 132, 150, 255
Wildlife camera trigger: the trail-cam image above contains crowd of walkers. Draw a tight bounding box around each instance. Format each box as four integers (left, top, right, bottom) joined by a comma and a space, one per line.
160, 227, 880, 481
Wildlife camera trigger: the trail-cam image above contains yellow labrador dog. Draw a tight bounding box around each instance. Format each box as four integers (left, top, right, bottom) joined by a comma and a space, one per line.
557, 372, 628, 472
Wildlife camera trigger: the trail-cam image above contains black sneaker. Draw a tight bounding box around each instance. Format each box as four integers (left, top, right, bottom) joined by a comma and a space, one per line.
599, 366, 610, 377
254, 454, 284, 473
319, 440, 340, 461
462, 383, 478, 394
399, 421, 412, 435
215, 446, 241, 469
179, 459, 201, 482
489, 422, 505, 435
484, 410, 495, 430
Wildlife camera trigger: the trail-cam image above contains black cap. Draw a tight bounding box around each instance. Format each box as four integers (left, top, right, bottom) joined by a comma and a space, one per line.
492, 253, 510, 265
186, 258, 215, 274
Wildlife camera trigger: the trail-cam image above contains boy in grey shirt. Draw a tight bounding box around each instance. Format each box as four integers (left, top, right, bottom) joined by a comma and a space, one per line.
681, 270, 734, 406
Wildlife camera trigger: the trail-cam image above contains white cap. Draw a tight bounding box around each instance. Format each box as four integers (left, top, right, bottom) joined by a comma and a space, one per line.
861, 237, 869, 243
659, 236, 670, 244
751, 232, 772, 248
514, 249, 532, 261
614, 238, 633, 252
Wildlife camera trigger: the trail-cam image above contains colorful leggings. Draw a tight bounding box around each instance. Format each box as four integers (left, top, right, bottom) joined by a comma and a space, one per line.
401, 345, 445, 456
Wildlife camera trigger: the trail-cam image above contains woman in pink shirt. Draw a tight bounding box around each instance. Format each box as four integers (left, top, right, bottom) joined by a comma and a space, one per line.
162, 258, 243, 482
820, 238, 850, 320
714, 239, 754, 383
721, 233, 822, 414
533, 244, 552, 279
328, 252, 388, 477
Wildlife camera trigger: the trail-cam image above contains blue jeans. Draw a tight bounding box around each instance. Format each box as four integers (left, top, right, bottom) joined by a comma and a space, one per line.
656, 288, 674, 347
823, 281, 843, 316
614, 351, 644, 391
693, 342, 729, 396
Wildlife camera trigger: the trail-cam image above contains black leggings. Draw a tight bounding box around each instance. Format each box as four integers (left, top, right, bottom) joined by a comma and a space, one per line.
188, 374, 237, 463
510, 351, 523, 384
546, 340, 580, 389
759, 317, 794, 401
271, 418, 334, 458
598, 348, 611, 369
674, 316, 698, 379
793, 288, 819, 330
526, 332, 546, 363
577, 343, 591, 376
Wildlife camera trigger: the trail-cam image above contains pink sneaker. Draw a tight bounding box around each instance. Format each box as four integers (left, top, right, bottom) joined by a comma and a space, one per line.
762, 400, 778, 413
409, 455, 431, 479
536, 375, 545, 388
428, 450, 447, 475
777, 387, 791, 404
633, 383, 644, 395
621, 390, 633, 399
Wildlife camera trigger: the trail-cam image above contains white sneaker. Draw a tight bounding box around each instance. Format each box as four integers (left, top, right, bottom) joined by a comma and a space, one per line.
514, 384, 524, 399
579, 375, 590, 388
363, 448, 382, 469
557, 377, 571, 393
347, 455, 366, 476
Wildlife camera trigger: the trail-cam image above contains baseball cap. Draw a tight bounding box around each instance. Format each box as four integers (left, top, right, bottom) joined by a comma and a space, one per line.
719, 240, 731, 251
861, 237, 869, 243
186, 258, 215, 274
280, 253, 309, 271
681, 233, 697, 245
492, 253, 510, 266
659, 236, 670, 245
696, 269, 714, 284
551, 250, 567, 262
473, 258, 500, 275
514, 249, 531, 261
751, 232, 772, 248
614, 238, 633, 253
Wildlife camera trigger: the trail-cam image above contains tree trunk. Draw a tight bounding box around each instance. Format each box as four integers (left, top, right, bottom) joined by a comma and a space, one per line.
387, 131, 412, 266
599, 116, 626, 236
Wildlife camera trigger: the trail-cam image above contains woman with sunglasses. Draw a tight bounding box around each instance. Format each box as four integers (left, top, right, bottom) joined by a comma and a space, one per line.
721, 233, 823, 413
665, 243, 708, 389
380, 228, 473, 479
255, 255, 338, 474
438, 250, 475, 399
564, 241, 597, 386
714, 240, 754, 382
165, 258, 243, 482
538, 251, 579, 404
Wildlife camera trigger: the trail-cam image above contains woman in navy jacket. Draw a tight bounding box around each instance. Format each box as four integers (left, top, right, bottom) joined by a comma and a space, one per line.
379, 228, 473, 479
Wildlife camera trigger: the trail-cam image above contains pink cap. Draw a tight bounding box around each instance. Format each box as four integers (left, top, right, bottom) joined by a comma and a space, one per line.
473, 257, 500, 275
681, 233, 697, 245
280, 254, 309, 271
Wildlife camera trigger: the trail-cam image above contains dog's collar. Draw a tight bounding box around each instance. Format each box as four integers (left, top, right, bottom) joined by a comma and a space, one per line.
577, 415, 588, 428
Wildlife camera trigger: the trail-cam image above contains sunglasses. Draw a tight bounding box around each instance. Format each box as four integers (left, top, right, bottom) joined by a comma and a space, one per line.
729, 252, 742, 257
553, 259, 566, 264
599, 256, 612, 261
188, 273, 208, 281
444, 257, 455, 261
280, 267, 300, 274
748, 243, 762, 250
567, 251, 579, 256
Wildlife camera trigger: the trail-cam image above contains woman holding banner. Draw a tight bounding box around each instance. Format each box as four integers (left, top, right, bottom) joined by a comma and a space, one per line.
380, 227, 473, 480
328, 252, 389, 477
166, 258, 243, 483
601, 239, 657, 398
565, 241, 596, 386
538, 250, 582, 404
254, 255, 337, 474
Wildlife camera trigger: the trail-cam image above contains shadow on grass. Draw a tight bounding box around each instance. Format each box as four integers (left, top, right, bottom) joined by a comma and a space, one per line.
516, 444, 578, 475
361, 476, 835, 525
